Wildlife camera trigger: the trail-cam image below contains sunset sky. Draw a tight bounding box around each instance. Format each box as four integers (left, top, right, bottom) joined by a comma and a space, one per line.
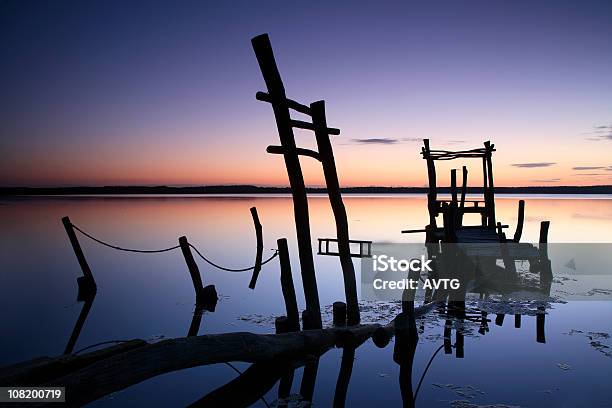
1, 0, 611, 187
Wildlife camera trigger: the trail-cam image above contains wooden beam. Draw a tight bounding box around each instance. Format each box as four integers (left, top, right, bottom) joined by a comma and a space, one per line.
290, 119, 340, 135
266, 145, 321, 161
256, 91, 311, 115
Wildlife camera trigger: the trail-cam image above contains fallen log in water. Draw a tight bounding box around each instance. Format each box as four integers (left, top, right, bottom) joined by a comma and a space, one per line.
1, 324, 381, 407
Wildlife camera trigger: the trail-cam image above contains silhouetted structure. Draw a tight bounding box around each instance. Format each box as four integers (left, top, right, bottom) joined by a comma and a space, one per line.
252, 33, 360, 326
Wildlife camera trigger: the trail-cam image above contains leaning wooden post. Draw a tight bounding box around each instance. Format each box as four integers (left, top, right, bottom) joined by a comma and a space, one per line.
179, 236, 217, 306
62, 216, 97, 296
248, 207, 264, 289
311, 100, 360, 325
64, 295, 95, 355
252, 34, 322, 329
277, 238, 300, 332
513, 200, 525, 242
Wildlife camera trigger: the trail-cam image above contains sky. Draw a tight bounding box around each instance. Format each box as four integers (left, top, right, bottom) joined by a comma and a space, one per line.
1, 0, 611, 187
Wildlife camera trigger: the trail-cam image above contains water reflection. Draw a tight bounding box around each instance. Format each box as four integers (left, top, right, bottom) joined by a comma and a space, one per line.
0, 195, 610, 407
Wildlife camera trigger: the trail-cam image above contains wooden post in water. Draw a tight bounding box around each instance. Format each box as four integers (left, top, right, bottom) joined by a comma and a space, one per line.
536, 308, 546, 343
538, 221, 552, 282
64, 295, 95, 355
514, 314, 521, 328
252, 34, 322, 329
450, 169, 458, 228
311, 100, 360, 325
484, 141, 496, 227
277, 238, 300, 332
423, 139, 438, 228
248, 207, 264, 289
459, 166, 468, 226
333, 346, 355, 408
513, 200, 525, 242
450, 169, 458, 204
179, 236, 217, 306
333, 301, 347, 327
497, 222, 517, 275
481, 156, 488, 226
62, 216, 97, 296
300, 358, 319, 404
277, 368, 295, 408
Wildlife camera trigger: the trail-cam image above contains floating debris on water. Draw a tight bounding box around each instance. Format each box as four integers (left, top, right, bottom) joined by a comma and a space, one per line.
556, 363, 572, 371
433, 383, 485, 399
450, 401, 522, 408
563, 330, 612, 358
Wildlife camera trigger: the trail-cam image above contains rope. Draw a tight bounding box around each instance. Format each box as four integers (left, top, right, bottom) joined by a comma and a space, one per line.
189, 243, 278, 272
71, 223, 180, 253
70, 221, 279, 271
413, 344, 445, 402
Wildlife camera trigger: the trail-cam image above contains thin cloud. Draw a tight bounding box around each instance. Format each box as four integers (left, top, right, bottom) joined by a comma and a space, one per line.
511, 162, 556, 168
573, 166, 606, 170
350, 138, 399, 145
584, 124, 612, 141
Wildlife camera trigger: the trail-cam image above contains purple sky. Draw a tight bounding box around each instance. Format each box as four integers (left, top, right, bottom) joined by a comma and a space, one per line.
1, 0, 611, 187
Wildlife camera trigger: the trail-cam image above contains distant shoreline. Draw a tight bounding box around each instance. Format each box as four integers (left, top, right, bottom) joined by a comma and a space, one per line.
1, 185, 612, 195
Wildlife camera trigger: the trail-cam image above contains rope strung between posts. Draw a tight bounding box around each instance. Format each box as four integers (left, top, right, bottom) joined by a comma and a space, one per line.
71, 223, 180, 253
70, 221, 278, 272
189, 243, 278, 272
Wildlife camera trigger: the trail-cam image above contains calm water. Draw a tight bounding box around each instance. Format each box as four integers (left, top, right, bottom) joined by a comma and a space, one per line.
1, 195, 611, 407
